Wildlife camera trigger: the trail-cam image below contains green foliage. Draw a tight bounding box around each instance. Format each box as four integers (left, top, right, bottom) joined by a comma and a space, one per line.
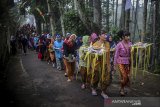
19, 6, 25, 15
64, 10, 89, 35
30, 5, 45, 23
154, 64, 160, 74
19, 0, 48, 23
0, 0, 20, 68
108, 26, 120, 43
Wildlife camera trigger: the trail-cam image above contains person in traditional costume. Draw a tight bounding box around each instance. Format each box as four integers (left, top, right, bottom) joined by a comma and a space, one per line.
33, 34, 39, 52
75, 36, 83, 76
90, 33, 99, 45
75, 36, 83, 49
54, 34, 64, 71
114, 31, 132, 96
106, 34, 116, 49
63, 34, 77, 82
21, 35, 28, 55
79, 35, 90, 89
45, 34, 52, 63
38, 35, 46, 60
48, 37, 56, 67
62, 33, 71, 77
90, 31, 110, 99
10, 35, 17, 55
106, 34, 116, 83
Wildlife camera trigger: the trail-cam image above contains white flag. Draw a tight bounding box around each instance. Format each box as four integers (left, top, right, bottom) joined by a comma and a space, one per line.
125, 0, 132, 11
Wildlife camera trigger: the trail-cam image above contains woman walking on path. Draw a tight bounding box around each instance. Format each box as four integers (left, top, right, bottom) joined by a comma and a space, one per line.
90, 31, 110, 99
63, 34, 77, 82
79, 35, 90, 89
114, 31, 132, 96
54, 34, 64, 71
106, 34, 116, 83
90, 33, 99, 45
62, 33, 71, 77
21, 35, 28, 55
48, 37, 56, 67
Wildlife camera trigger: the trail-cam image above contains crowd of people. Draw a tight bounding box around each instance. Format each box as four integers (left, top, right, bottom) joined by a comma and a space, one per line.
11, 24, 132, 99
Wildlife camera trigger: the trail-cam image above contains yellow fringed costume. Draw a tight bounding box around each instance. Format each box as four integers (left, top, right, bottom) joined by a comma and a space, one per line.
79, 35, 91, 86
86, 41, 110, 91
131, 42, 152, 79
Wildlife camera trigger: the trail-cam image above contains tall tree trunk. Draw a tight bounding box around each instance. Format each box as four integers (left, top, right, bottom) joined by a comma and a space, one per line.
125, 9, 130, 31
73, 0, 77, 11
133, 0, 139, 42
85, 0, 89, 8
35, 18, 42, 34
147, 1, 152, 42
131, 0, 135, 38
88, 0, 93, 19
155, 1, 160, 68
158, 1, 160, 65
58, 1, 65, 36
143, 0, 148, 42
115, 0, 118, 26
152, 1, 156, 71
93, 0, 101, 33
41, 23, 44, 33
112, 0, 115, 26
106, 0, 110, 32
119, 0, 126, 30
89, 0, 93, 11
47, 0, 55, 35
155, 1, 159, 34
74, 0, 92, 33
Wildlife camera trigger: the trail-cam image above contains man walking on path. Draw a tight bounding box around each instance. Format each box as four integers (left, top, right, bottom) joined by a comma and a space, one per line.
21, 35, 28, 55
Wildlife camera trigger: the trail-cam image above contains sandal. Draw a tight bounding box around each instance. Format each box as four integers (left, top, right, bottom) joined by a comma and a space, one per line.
92, 89, 97, 96
81, 84, 85, 89
67, 79, 71, 82
120, 91, 125, 96
64, 73, 68, 77
101, 92, 109, 99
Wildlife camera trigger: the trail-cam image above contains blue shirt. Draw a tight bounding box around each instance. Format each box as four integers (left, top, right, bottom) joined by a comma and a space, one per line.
34, 37, 39, 46
54, 40, 63, 58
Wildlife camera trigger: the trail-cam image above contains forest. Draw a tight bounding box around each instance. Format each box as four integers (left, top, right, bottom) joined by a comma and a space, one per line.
0, 0, 160, 73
